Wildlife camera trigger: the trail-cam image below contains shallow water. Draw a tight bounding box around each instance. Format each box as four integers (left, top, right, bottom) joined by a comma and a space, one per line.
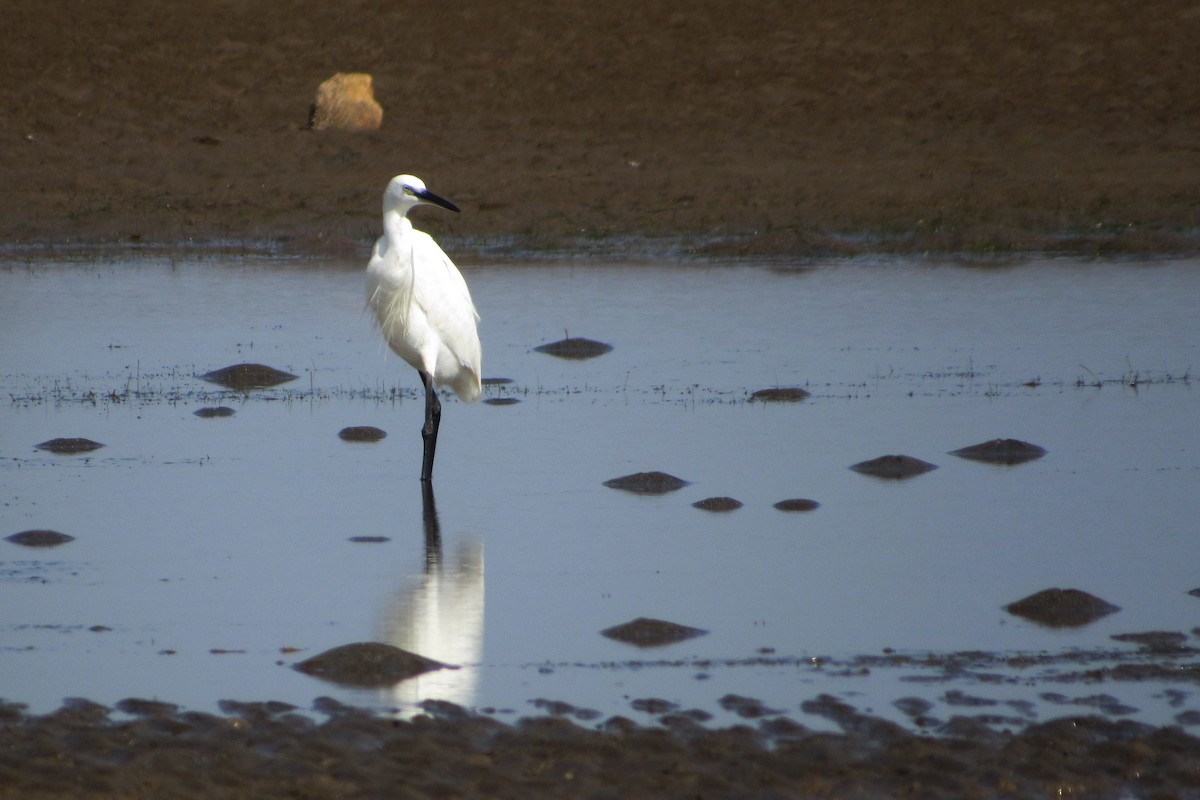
2, 255, 1198, 732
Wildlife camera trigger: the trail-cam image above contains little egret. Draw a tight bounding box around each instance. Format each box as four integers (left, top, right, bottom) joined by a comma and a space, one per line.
366, 174, 481, 482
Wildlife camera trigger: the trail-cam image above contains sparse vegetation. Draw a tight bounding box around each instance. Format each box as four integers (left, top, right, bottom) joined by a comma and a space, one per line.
6, 361, 1192, 411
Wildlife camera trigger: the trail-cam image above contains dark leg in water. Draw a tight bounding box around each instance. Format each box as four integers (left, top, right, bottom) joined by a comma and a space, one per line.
419, 370, 442, 482
421, 480, 442, 570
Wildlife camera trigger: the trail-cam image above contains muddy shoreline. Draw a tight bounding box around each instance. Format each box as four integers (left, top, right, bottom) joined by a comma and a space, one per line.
2, 696, 1199, 799
4, 1, 1199, 259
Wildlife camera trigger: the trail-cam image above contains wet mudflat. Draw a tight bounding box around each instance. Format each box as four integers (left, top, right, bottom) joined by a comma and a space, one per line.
2, 255, 1200, 795
4, 697, 1200, 800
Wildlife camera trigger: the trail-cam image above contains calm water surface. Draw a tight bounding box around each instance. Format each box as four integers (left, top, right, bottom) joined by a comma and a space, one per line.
1, 255, 1198, 731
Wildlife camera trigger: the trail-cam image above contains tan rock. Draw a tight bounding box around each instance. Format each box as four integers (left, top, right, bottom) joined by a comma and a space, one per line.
309, 72, 382, 131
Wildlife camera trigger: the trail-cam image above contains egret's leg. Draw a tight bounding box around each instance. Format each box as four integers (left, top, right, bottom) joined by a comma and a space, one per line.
421, 480, 442, 569
419, 370, 442, 482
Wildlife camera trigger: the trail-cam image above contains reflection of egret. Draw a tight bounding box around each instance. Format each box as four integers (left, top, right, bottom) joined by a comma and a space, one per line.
366, 174, 482, 482
381, 482, 484, 709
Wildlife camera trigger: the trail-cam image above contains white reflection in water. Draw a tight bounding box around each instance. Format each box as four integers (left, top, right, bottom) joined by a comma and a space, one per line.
378, 484, 484, 709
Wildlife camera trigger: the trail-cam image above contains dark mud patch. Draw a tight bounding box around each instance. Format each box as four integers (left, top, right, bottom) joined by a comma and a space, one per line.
337, 425, 387, 442
602, 471, 690, 495
4, 697, 1200, 800
949, 438, 1047, 465
629, 697, 679, 715
1005, 588, 1121, 628
115, 697, 180, 717
347, 536, 391, 544
34, 437, 104, 454
600, 617, 708, 648
692, 496, 743, 512
533, 337, 613, 360
1111, 630, 1192, 653
0, 561, 83, 583
719, 694, 783, 719
481, 377, 514, 386
773, 498, 820, 512
199, 363, 298, 390
575, 642, 1200, 701
849, 454, 938, 479
217, 699, 300, 720
193, 405, 236, 418
483, 397, 521, 406
5, 529, 75, 547
292, 642, 448, 688
1038, 692, 1138, 716
749, 387, 810, 402
942, 690, 999, 708
800, 693, 913, 742
895, 696, 942, 727
528, 698, 602, 722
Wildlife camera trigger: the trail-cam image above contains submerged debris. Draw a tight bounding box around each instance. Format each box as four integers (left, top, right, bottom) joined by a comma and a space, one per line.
193, 406, 235, 418
750, 387, 810, 402
216, 699, 299, 720
1110, 631, 1191, 653
115, 698, 180, 718
199, 363, 298, 390
35, 437, 104, 454
1005, 588, 1121, 628
534, 337, 613, 360
773, 498, 820, 512
603, 471, 690, 495
629, 697, 680, 715
5, 530, 75, 547
293, 642, 447, 687
337, 426, 387, 442
720, 694, 784, 719
950, 438, 1047, 465
849, 455, 938, 479
600, 617, 708, 648
692, 496, 743, 512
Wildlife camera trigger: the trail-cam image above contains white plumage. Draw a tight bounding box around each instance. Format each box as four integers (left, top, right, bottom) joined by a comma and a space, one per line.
366, 174, 481, 481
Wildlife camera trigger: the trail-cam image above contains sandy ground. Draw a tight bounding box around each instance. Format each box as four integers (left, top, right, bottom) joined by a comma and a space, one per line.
2, 0, 1199, 258
5, 2, 1200, 796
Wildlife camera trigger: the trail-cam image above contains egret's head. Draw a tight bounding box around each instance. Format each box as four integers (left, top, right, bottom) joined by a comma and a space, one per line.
383, 174, 460, 215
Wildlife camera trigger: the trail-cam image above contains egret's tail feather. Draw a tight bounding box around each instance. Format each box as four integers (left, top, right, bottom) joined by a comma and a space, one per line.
451, 368, 482, 404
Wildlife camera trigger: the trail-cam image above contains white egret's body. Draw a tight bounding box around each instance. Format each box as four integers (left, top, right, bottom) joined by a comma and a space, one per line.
366, 174, 481, 480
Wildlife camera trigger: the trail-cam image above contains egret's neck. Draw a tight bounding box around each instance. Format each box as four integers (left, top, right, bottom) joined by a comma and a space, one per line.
382, 207, 414, 249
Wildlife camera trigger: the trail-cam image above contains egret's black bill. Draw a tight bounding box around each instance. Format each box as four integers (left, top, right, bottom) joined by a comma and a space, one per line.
416, 188, 460, 213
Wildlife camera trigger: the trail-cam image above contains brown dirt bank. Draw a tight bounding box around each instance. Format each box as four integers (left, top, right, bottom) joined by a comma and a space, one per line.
3, 698, 1199, 799
3, 1, 1199, 259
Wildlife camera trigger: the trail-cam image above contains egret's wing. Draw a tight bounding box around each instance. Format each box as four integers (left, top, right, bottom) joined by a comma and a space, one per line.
411, 231, 482, 377
412, 232, 478, 319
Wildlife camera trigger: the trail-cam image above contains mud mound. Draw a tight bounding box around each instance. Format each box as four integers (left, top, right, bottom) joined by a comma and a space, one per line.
293, 642, 447, 687
1005, 588, 1121, 628
600, 617, 708, 648
603, 471, 690, 495
199, 364, 298, 390
850, 454, 939, 479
